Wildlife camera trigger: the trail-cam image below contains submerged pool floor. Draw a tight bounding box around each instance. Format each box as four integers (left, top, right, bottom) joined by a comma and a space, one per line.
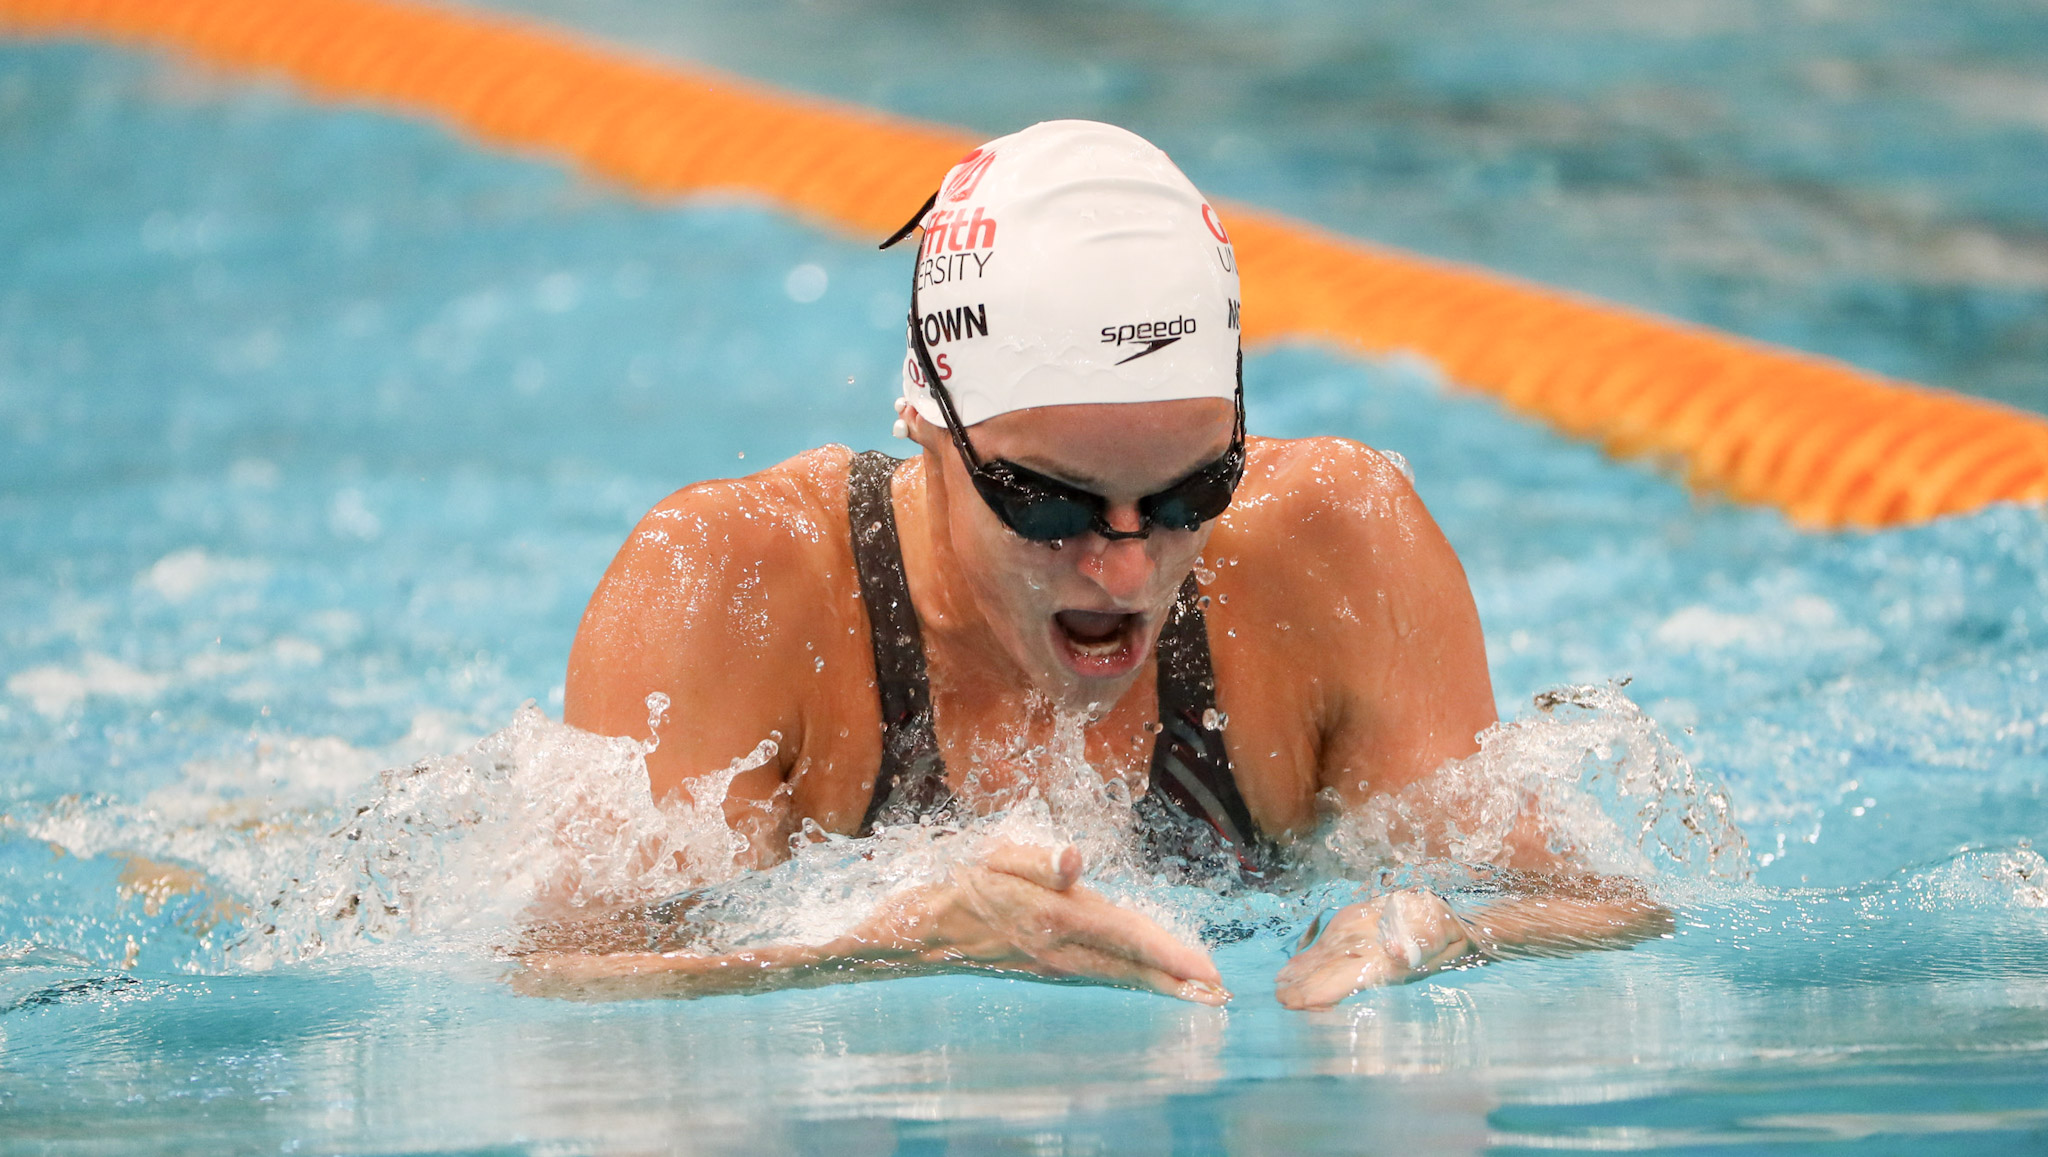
3, 15, 2047, 1156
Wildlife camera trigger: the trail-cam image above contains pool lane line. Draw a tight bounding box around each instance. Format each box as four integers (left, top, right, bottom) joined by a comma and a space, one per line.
5, 0, 2045, 530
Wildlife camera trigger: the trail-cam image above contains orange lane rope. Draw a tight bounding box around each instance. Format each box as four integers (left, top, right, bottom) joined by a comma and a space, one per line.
6, 0, 2044, 529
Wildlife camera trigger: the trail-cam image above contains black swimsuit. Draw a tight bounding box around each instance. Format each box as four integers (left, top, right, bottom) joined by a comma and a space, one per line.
846, 450, 1275, 880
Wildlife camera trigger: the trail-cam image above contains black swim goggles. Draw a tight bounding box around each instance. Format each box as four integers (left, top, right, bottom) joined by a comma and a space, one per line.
882, 196, 1246, 545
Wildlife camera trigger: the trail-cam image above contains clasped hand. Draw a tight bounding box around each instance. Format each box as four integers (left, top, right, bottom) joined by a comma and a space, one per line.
518, 847, 1472, 1009
862, 840, 1230, 1005
515, 839, 1229, 1004
1273, 888, 1479, 1010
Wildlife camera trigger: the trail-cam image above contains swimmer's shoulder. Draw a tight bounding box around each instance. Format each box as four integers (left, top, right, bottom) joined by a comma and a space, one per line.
569, 447, 876, 797
589, 446, 863, 633
1219, 435, 1464, 618
1231, 434, 1427, 543
624, 445, 856, 565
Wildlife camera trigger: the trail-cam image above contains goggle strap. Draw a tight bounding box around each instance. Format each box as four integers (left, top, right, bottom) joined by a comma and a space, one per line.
906, 294, 985, 472
878, 190, 938, 251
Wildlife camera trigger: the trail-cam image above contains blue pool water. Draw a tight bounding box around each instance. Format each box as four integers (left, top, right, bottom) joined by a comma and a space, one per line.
4, 2, 2048, 1152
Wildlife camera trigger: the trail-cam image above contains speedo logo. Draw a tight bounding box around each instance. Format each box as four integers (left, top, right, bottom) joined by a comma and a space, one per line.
1101, 315, 1197, 365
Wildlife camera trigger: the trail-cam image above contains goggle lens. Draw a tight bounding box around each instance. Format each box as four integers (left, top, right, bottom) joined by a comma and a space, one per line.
1144, 492, 1208, 533
973, 454, 1241, 543
1002, 493, 1096, 541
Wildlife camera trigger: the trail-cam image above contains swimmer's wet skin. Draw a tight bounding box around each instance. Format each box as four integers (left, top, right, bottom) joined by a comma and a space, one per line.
557, 120, 1670, 1009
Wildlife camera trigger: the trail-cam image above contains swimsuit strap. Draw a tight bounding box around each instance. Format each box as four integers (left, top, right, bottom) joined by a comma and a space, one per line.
1145, 576, 1272, 876
847, 449, 1268, 874
848, 450, 953, 834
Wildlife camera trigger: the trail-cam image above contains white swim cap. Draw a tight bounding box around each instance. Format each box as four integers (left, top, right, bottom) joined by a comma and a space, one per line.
892, 120, 1241, 429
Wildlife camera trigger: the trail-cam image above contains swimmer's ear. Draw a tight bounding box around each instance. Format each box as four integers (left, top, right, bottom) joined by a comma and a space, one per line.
893, 397, 942, 449
879, 190, 939, 250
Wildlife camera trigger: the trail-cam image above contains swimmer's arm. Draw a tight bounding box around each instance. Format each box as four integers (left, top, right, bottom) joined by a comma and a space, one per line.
1292, 437, 1499, 815
563, 482, 816, 868
513, 843, 1230, 1005
1271, 441, 1667, 1008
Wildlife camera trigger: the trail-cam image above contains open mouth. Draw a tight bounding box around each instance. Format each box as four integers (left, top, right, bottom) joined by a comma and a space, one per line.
1051, 609, 1146, 677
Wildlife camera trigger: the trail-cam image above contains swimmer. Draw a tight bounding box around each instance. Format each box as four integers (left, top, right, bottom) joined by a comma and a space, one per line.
544, 121, 1668, 1009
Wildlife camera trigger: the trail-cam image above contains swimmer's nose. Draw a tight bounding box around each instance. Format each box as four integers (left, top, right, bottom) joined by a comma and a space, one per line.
1078, 504, 1154, 599
1101, 501, 1145, 538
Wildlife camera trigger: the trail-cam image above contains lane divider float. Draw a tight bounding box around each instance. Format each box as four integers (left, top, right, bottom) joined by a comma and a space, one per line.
6, 0, 2044, 528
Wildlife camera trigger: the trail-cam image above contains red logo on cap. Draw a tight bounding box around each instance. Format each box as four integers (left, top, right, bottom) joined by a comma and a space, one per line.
1201, 203, 1231, 244
943, 148, 997, 202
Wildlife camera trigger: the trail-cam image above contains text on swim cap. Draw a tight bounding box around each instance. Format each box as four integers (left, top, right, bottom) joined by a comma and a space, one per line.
921, 304, 989, 346
905, 350, 951, 385
919, 207, 997, 254
917, 251, 991, 289
1101, 316, 1197, 345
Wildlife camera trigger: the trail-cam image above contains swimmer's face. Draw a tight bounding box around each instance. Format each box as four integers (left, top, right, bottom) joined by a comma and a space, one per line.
912, 396, 1236, 706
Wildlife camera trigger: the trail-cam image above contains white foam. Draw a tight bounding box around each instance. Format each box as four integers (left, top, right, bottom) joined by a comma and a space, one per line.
1653, 595, 1878, 656
228, 705, 746, 967
136, 547, 268, 604
12, 683, 1746, 973
1321, 681, 1750, 886
1868, 845, 2048, 913
6, 653, 170, 718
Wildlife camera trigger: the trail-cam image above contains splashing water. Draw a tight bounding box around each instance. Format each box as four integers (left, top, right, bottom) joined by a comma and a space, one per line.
233, 703, 795, 968
554, 708, 1211, 958
13, 679, 1748, 975
1322, 680, 1750, 888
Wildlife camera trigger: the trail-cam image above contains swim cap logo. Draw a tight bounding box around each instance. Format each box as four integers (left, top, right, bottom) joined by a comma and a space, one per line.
915, 206, 997, 289
942, 148, 997, 202
1202, 203, 1236, 272
1101, 315, 1197, 365
1201, 203, 1230, 244
918, 207, 997, 256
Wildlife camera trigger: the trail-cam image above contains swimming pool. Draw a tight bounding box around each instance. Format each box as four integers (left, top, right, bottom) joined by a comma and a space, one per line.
4, 1, 2047, 1151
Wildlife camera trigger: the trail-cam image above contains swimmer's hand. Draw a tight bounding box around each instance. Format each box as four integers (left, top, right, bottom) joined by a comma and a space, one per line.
513, 841, 1228, 1006
1273, 877, 1675, 1010
1273, 889, 1477, 1011
865, 840, 1229, 1005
